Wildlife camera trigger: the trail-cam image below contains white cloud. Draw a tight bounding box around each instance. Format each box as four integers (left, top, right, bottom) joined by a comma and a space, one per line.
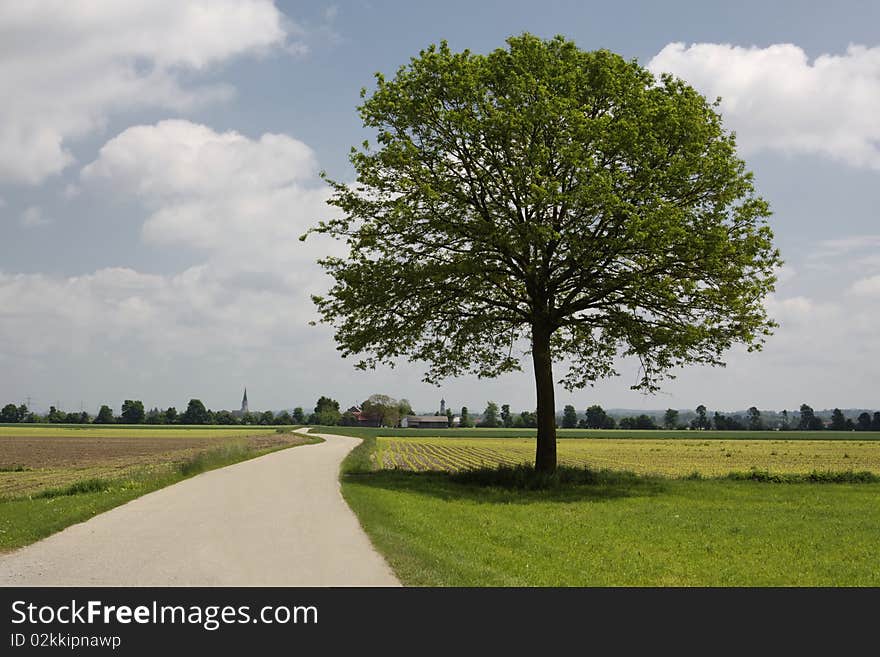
0, 1, 294, 184
62, 184, 81, 200
19, 205, 51, 228
648, 43, 880, 170
817, 234, 880, 254
0, 120, 340, 373
774, 264, 796, 284
81, 120, 333, 263
0, 266, 315, 359
850, 274, 880, 297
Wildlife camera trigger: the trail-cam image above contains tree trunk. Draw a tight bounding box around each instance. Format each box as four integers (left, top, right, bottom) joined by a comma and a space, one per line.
532, 322, 557, 473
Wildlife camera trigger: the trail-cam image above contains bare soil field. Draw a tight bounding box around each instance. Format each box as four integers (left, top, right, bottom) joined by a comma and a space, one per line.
0, 429, 303, 497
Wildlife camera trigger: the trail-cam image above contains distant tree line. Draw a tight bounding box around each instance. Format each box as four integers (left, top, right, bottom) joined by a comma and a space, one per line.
555, 403, 880, 431
3, 397, 879, 431
0, 399, 306, 426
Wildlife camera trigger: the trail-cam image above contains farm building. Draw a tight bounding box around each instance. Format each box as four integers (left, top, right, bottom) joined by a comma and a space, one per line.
345, 406, 379, 427
401, 415, 450, 429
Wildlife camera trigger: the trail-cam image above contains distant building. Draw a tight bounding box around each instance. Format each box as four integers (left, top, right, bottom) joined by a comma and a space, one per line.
232, 388, 249, 418
401, 415, 450, 429
345, 405, 378, 427
440, 398, 446, 414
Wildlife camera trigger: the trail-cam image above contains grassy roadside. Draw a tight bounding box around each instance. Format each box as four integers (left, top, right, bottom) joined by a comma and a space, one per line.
0, 433, 323, 552
337, 430, 880, 586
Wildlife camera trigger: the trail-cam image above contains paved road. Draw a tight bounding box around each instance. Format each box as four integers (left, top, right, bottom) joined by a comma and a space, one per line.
0, 431, 399, 586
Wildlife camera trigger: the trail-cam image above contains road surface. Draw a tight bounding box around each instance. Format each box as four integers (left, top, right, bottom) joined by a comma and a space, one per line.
0, 430, 399, 586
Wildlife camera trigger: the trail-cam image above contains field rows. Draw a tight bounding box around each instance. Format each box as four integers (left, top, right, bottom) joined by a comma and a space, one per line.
376, 437, 880, 476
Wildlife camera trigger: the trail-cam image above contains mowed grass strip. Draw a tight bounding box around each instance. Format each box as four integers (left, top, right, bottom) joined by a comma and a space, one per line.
342, 470, 880, 586
338, 432, 880, 586
376, 437, 880, 477
0, 427, 319, 552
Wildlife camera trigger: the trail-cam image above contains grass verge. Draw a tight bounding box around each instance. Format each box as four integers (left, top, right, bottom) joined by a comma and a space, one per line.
0, 435, 323, 552
339, 435, 880, 586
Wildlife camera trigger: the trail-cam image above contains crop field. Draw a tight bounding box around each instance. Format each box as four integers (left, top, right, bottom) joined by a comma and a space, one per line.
0, 426, 295, 498
315, 425, 880, 441
0, 425, 317, 552
375, 436, 880, 477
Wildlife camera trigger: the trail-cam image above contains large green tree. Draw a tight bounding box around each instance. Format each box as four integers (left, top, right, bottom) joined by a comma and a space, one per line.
1, 403, 20, 423
307, 34, 781, 471
562, 404, 578, 429
94, 405, 114, 424
313, 396, 341, 426
120, 399, 145, 424
481, 401, 501, 427
181, 399, 210, 425
361, 394, 402, 427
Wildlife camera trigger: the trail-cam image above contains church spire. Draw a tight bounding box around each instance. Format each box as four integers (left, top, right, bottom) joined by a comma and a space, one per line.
241, 388, 249, 414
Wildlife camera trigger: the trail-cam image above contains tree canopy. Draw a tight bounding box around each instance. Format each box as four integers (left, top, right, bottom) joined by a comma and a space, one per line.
307, 33, 781, 471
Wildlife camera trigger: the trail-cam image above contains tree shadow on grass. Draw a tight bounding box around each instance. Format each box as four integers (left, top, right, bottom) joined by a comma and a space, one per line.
343, 465, 669, 505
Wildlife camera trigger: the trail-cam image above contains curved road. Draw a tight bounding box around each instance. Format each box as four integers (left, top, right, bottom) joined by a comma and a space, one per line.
0, 431, 399, 586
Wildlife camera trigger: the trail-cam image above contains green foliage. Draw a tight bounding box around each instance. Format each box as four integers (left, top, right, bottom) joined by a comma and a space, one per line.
513, 410, 537, 428
583, 404, 615, 429
713, 411, 744, 431
747, 406, 763, 431
307, 31, 780, 390
691, 404, 710, 430
312, 396, 341, 426
500, 404, 512, 428
798, 403, 824, 431
120, 399, 145, 424
306, 33, 782, 472
1, 403, 21, 423
725, 469, 880, 484
214, 409, 238, 425
361, 394, 403, 427
181, 399, 210, 425
480, 402, 501, 428
35, 477, 113, 499
619, 414, 657, 430
340, 434, 379, 475
561, 404, 578, 429
663, 408, 679, 429
46, 406, 66, 423
830, 408, 848, 432
94, 405, 114, 424
459, 406, 473, 428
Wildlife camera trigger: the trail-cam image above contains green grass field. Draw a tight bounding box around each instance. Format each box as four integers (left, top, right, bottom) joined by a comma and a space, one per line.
336, 431, 880, 586
0, 425, 317, 552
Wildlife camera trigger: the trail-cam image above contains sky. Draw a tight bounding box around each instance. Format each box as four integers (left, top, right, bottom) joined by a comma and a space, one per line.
1, 0, 879, 415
